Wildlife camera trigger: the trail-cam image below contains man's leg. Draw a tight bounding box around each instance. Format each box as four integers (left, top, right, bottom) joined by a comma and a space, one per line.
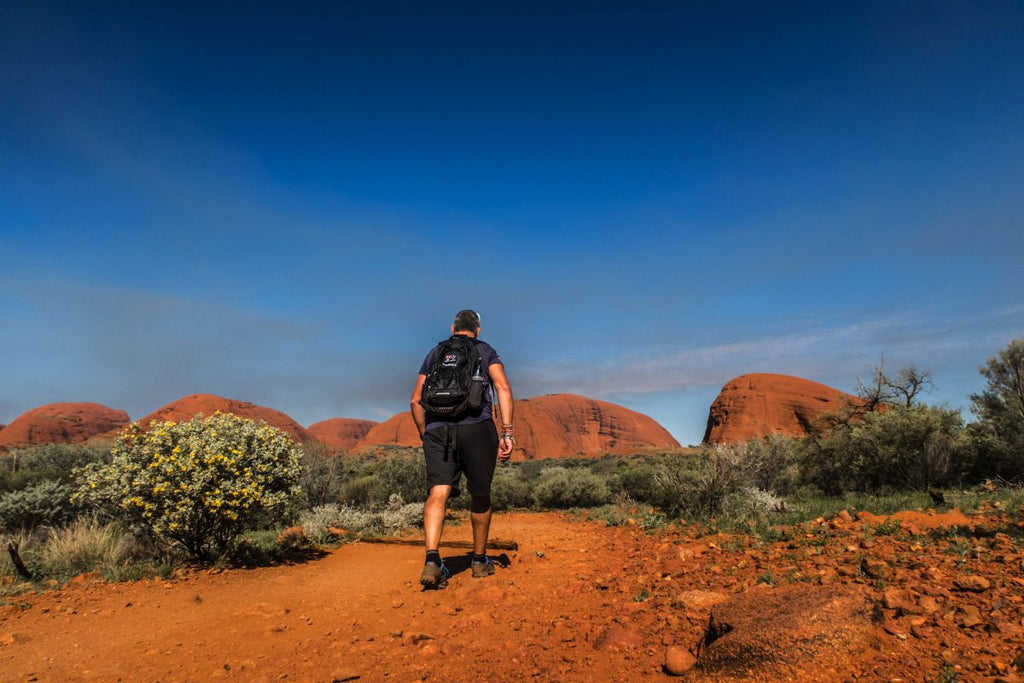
459, 421, 499, 578
470, 494, 492, 556
424, 484, 451, 552
420, 484, 452, 587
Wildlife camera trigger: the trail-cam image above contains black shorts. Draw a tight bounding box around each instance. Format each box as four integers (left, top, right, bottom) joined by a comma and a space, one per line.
422, 420, 499, 498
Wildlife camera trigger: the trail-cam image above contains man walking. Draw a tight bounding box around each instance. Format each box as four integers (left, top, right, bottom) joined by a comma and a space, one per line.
410, 309, 514, 587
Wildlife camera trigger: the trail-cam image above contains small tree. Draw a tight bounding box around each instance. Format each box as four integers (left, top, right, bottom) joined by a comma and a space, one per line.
970, 339, 1024, 481
74, 413, 302, 561
856, 358, 935, 409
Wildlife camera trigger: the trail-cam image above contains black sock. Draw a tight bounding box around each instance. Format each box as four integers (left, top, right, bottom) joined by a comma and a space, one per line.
472, 553, 486, 563
426, 549, 442, 566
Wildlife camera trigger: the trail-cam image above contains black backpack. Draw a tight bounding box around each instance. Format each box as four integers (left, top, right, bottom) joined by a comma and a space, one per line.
420, 336, 486, 419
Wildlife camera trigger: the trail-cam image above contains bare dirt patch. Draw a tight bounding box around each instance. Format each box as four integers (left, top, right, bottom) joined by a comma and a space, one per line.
2, 509, 1023, 681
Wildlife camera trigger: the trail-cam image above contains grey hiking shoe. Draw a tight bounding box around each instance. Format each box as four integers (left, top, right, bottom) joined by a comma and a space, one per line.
471, 556, 495, 578
420, 561, 450, 588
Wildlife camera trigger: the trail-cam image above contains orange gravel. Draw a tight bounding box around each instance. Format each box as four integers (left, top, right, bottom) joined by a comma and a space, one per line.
2, 509, 1023, 682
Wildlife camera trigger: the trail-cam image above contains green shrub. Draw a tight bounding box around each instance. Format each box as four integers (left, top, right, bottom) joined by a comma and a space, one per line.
0, 480, 79, 531
364, 454, 426, 506
727, 436, 800, 495
74, 414, 303, 561
800, 405, 970, 493
532, 466, 611, 508
611, 463, 660, 504
1, 442, 111, 494
491, 466, 534, 510
649, 450, 712, 517
337, 475, 378, 507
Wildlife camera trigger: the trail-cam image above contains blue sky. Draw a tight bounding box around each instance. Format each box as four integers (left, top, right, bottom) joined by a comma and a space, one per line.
2, 1, 1022, 445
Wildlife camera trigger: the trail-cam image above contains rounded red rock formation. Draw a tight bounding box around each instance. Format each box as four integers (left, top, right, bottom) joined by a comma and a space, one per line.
306, 418, 378, 452
703, 373, 858, 444
512, 394, 679, 460
139, 394, 311, 443
353, 393, 679, 460
0, 402, 130, 451
355, 413, 422, 450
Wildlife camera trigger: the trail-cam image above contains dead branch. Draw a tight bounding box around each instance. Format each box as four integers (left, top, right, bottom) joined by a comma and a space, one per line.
7, 541, 32, 580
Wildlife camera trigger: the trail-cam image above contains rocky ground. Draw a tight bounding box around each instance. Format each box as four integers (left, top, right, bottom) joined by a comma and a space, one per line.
2, 508, 1023, 682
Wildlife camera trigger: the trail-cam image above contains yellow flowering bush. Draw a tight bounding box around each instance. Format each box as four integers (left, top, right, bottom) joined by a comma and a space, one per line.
74, 413, 302, 561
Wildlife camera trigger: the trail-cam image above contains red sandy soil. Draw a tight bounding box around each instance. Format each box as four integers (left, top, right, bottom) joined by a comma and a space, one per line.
138, 394, 312, 444
0, 402, 129, 451
3, 509, 1023, 682
306, 419, 378, 452
355, 394, 679, 459
703, 373, 860, 444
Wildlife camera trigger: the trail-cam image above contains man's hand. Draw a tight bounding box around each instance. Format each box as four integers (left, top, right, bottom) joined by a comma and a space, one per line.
498, 434, 514, 461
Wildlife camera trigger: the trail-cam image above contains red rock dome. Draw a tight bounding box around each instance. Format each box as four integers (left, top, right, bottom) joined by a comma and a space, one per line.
703, 373, 858, 444
306, 418, 378, 451
353, 393, 679, 460
511, 394, 679, 459
0, 402, 130, 451
139, 394, 311, 443
354, 413, 422, 451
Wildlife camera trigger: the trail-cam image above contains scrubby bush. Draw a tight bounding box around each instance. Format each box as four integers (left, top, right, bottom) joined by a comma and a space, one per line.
298, 503, 344, 544
652, 446, 736, 517
721, 486, 783, 519
74, 414, 303, 561
532, 466, 611, 508
298, 442, 343, 508
647, 440, 798, 519
337, 474, 378, 507
298, 494, 421, 538
1, 443, 111, 494
799, 405, 970, 493
490, 466, 534, 510
335, 453, 426, 508
726, 436, 800, 495
610, 462, 660, 503
0, 480, 80, 532
366, 454, 426, 506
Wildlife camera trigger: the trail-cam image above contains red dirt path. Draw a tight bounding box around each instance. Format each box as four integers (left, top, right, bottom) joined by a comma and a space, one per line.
2, 510, 1023, 682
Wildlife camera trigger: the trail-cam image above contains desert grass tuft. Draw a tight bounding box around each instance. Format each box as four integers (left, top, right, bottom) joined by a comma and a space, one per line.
37, 516, 132, 581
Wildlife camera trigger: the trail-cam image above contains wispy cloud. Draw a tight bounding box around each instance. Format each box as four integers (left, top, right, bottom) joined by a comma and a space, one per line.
515, 308, 1023, 401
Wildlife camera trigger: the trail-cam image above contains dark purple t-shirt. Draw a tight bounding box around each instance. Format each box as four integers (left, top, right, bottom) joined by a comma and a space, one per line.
419, 338, 502, 431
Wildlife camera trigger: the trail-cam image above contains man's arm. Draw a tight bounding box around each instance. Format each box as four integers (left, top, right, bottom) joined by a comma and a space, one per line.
410, 374, 427, 439
488, 363, 514, 460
